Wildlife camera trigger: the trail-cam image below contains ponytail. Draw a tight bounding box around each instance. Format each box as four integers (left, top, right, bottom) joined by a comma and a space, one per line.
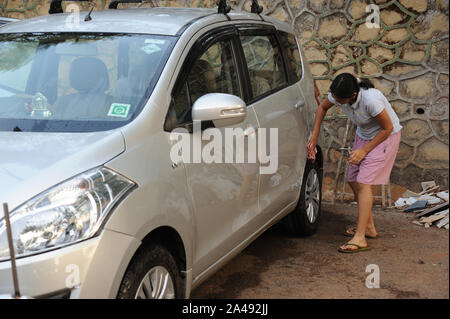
358, 78, 375, 90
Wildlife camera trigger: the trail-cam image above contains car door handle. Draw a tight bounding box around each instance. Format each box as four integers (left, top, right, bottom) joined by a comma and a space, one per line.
171, 161, 182, 169
295, 100, 305, 110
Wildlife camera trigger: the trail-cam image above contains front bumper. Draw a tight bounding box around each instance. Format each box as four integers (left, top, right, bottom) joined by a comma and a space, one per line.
0, 229, 140, 299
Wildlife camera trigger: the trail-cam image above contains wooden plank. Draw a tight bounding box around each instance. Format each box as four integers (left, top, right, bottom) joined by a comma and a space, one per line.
421, 181, 436, 191
420, 185, 440, 195
436, 215, 449, 229
419, 210, 448, 224
415, 202, 449, 218
434, 209, 450, 216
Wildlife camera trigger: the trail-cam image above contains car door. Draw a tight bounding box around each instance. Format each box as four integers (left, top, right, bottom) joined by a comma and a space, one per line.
237, 25, 307, 222
278, 31, 318, 137
165, 27, 261, 277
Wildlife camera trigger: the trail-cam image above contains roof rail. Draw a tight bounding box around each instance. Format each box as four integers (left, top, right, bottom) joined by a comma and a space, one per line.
49, 0, 91, 14
218, 0, 231, 15
251, 0, 263, 14
108, 0, 156, 9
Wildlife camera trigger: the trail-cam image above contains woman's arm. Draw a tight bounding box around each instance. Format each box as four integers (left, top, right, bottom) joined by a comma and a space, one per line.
314, 81, 321, 106
309, 97, 334, 142
349, 109, 394, 165
306, 97, 334, 159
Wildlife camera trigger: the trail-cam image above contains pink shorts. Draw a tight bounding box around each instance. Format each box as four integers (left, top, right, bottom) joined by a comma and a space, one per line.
347, 131, 401, 185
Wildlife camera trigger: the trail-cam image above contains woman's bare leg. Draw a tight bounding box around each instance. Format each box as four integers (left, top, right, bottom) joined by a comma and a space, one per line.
347, 181, 377, 237
340, 183, 374, 250
348, 181, 359, 201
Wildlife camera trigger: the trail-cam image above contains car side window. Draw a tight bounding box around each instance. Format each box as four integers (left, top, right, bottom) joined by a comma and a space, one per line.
172, 38, 240, 125
240, 34, 287, 100
188, 40, 240, 104
279, 31, 303, 83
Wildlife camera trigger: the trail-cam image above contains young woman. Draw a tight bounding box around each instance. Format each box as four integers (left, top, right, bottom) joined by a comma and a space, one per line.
307, 73, 402, 253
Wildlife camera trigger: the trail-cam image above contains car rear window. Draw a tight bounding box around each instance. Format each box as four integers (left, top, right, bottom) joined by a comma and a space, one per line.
278, 31, 303, 83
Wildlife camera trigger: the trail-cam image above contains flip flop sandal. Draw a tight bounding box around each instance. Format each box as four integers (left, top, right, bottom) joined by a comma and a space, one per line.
338, 243, 372, 254
344, 227, 378, 239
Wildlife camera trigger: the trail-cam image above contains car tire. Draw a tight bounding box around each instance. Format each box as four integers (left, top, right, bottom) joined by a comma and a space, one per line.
117, 243, 185, 299
282, 159, 322, 236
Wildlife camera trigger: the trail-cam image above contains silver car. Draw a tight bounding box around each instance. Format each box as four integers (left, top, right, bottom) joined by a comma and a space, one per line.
0, 2, 323, 299
0, 17, 19, 27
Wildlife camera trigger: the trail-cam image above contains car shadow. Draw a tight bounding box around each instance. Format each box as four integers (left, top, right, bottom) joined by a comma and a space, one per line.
191, 204, 357, 298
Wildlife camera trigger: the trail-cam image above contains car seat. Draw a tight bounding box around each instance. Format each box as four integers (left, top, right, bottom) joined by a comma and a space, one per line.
188, 59, 217, 105
53, 57, 113, 119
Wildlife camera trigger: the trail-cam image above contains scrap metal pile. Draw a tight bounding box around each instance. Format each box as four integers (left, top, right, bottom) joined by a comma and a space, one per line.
394, 181, 449, 230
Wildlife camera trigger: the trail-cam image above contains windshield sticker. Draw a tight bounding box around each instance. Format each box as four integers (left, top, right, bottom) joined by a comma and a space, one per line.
145, 39, 166, 45
141, 43, 162, 55
108, 103, 131, 118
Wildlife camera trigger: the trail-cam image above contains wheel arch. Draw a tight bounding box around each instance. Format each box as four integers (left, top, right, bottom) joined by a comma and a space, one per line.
116, 225, 188, 299
140, 226, 187, 277
315, 144, 324, 174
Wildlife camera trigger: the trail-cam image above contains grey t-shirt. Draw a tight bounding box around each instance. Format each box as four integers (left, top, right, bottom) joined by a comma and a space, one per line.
328, 88, 402, 140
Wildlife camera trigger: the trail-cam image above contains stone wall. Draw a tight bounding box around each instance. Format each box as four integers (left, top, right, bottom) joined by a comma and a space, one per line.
1, 0, 449, 200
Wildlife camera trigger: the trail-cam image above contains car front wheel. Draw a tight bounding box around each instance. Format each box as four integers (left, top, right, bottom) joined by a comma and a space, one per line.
282, 160, 322, 236
117, 243, 184, 299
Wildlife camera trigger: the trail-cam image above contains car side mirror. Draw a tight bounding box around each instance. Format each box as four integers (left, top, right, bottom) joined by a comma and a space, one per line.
192, 93, 247, 128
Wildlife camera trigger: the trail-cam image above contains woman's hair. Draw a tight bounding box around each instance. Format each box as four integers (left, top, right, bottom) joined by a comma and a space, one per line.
329, 73, 374, 98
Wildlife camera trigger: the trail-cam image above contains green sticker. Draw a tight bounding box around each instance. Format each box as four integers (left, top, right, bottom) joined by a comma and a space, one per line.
108, 103, 131, 118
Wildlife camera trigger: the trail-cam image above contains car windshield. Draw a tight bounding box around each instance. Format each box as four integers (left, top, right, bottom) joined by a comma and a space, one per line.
0, 32, 176, 132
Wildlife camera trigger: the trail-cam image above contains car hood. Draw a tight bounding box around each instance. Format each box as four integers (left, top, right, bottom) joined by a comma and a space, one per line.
0, 130, 125, 213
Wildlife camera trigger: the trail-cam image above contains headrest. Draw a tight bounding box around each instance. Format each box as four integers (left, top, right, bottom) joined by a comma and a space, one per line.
70, 57, 110, 93
190, 59, 216, 91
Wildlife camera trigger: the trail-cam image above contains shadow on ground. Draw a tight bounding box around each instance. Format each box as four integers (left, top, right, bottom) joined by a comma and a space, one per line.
191, 203, 449, 299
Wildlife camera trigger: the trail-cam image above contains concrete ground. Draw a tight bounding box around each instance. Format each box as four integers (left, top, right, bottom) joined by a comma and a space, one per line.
191, 202, 449, 299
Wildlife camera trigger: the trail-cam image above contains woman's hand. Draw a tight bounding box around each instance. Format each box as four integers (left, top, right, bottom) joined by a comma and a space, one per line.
307, 135, 318, 161
349, 148, 368, 165
306, 97, 334, 162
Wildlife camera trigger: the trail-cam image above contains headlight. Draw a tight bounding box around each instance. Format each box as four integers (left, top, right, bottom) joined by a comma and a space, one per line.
0, 167, 135, 260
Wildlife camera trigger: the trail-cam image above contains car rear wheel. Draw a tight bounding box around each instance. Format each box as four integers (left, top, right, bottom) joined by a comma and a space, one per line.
282, 160, 322, 236
117, 243, 184, 299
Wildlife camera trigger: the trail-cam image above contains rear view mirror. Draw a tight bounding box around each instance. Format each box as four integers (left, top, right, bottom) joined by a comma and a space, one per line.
192, 93, 247, 128
55, 41, 98, 56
